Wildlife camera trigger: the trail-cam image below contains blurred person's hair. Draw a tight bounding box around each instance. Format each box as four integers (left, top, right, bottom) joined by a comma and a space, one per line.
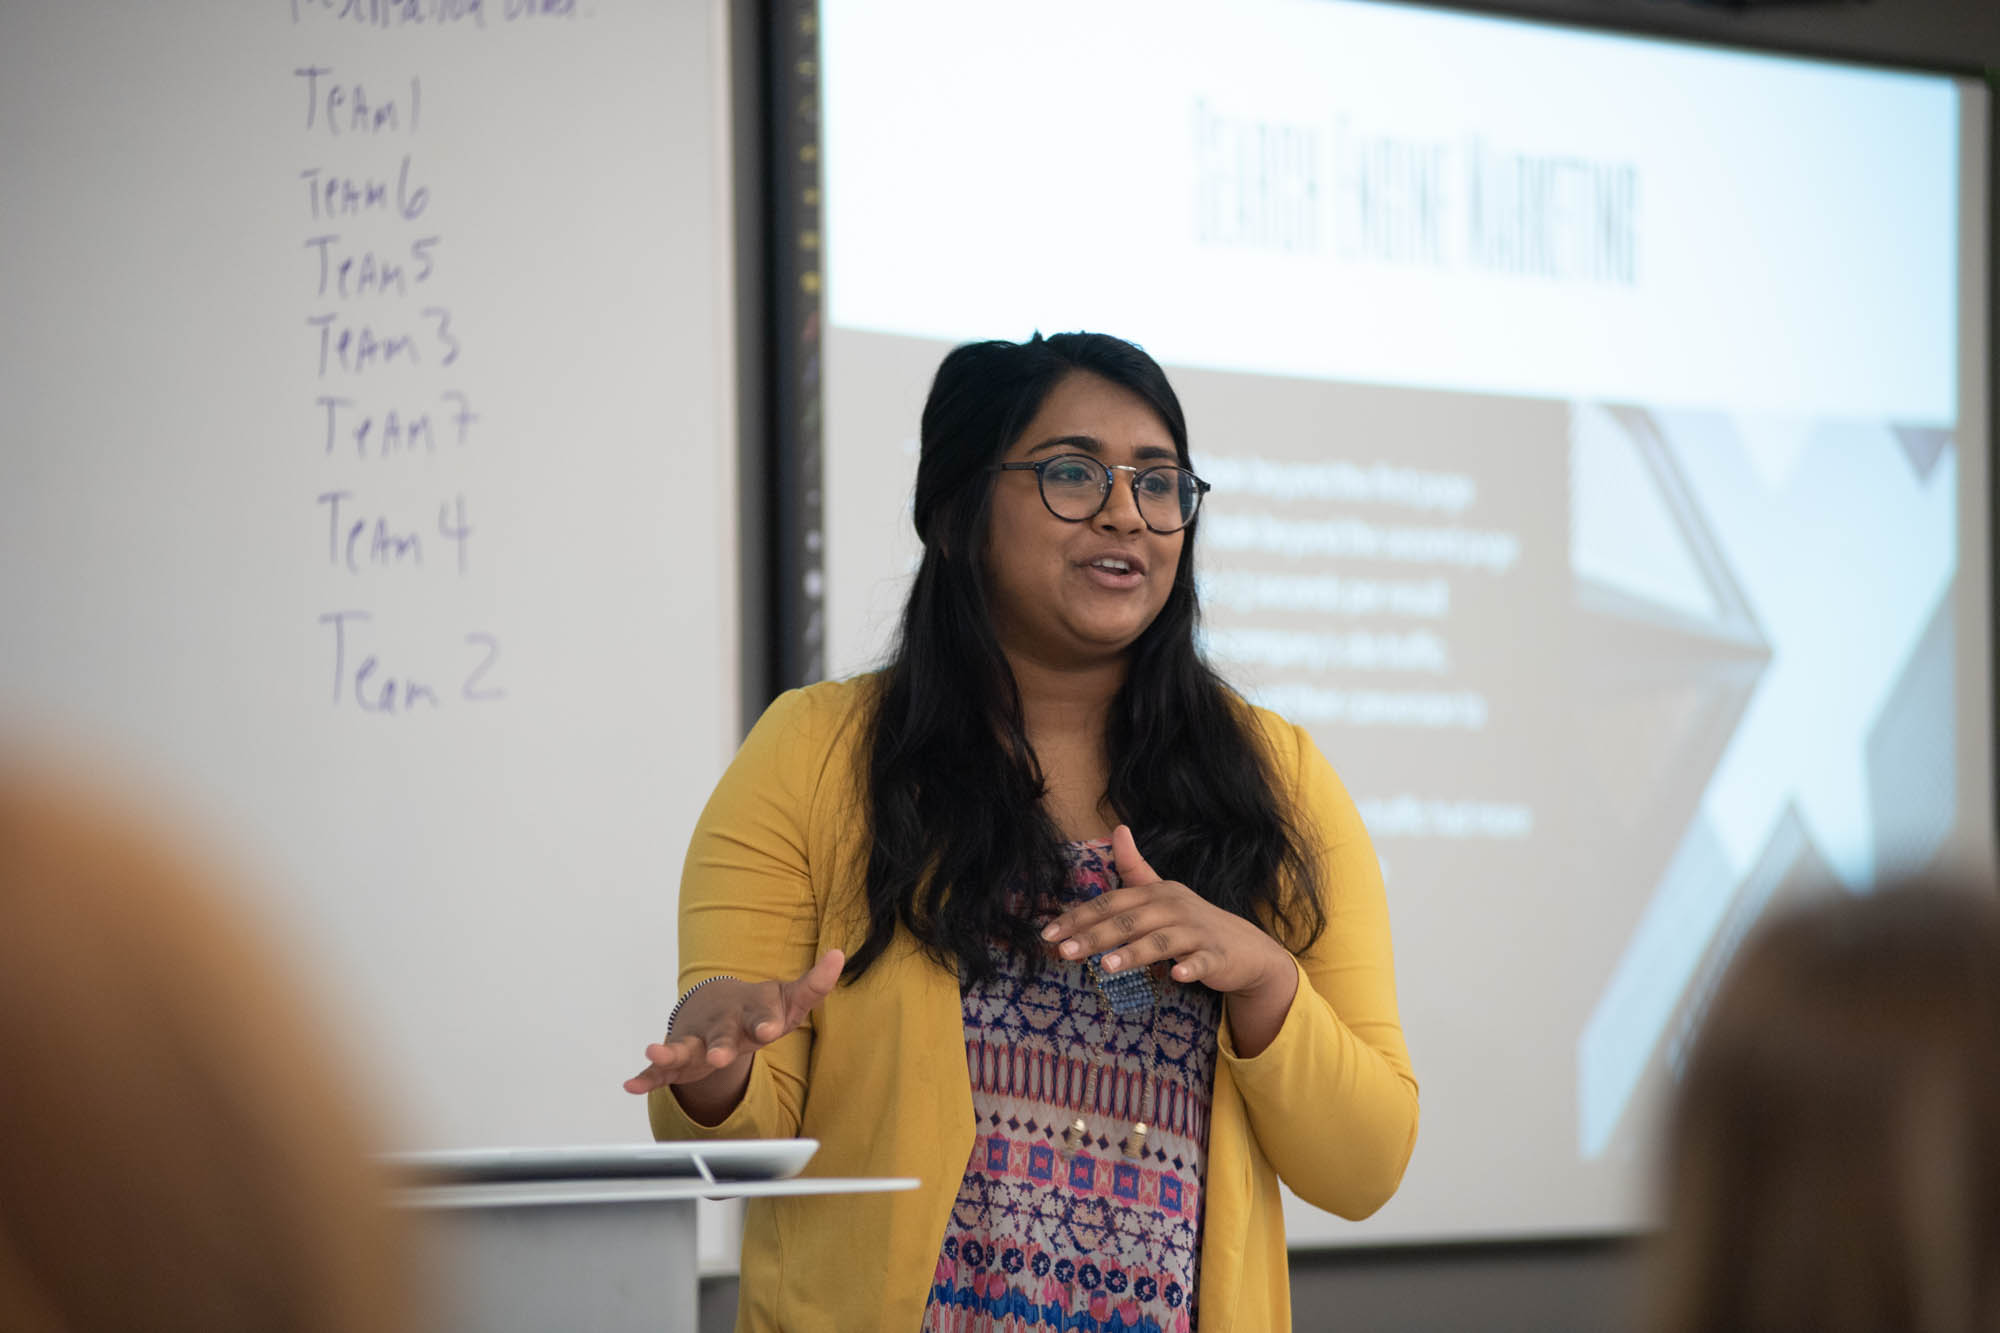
0, 766, 413, 1333
1651, 879, 2000, 1333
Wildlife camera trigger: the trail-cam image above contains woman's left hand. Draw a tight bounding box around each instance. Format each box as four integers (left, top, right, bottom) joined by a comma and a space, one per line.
1041, 824, 1294, 998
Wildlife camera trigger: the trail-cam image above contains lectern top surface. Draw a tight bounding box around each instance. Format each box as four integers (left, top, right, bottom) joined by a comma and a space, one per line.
386, 1139, 819, 1185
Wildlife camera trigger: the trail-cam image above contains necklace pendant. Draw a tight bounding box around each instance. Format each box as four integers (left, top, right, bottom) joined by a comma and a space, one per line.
1086, 954, 1158, 1016
1122, 1121, 1149, 1159
1062, 1118, 1089, 1153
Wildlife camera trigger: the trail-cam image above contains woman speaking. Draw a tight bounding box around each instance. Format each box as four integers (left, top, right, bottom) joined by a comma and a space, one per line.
626, 332, 1418, 1332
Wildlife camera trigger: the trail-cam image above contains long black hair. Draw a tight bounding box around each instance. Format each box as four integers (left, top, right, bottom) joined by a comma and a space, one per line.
848, 331, 1325, 984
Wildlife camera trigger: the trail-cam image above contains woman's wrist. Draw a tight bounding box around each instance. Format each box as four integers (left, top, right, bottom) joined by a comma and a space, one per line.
1223, 944, 1299, 1058
1241, 940, 1300, 1002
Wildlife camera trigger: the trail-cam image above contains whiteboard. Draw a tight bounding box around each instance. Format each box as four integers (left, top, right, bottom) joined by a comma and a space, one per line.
0, 1, 737, 1155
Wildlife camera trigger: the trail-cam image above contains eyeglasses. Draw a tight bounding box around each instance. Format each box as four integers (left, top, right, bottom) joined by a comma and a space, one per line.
994, 454, 1211, 534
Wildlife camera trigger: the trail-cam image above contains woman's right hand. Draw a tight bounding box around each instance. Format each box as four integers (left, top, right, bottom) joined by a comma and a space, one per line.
622, 948, 844, 1096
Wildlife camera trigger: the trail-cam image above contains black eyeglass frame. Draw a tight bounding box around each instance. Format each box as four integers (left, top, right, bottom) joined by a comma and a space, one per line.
992, 455, 1212, 534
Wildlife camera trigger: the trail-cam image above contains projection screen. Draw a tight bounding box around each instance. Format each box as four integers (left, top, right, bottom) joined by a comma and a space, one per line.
818, 0, 1995, 1245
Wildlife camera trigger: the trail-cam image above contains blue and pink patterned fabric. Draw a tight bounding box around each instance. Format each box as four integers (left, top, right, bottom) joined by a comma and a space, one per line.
922, 840, 1222, 1333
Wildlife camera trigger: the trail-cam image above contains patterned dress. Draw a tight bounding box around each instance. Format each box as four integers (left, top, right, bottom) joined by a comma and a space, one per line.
922, 840, 1223, 1333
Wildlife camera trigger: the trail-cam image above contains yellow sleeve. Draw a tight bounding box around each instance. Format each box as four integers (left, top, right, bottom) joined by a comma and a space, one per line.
1216, 720, 1420, 1218
647, 686, 838, 1143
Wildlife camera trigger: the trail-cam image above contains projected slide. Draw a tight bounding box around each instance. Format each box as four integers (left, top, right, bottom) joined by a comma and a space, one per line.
820, 0, 1992, 1243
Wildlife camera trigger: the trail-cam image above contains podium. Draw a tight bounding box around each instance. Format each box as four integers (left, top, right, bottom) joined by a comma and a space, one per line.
392, 1142, 917, 1333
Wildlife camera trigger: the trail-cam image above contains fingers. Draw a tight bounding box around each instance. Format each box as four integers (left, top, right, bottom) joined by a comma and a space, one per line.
1042, 885, 1138, 939
781, 948, 845, 1028
1096, 925, 1192, 975
624, 955, 846, 1097
628, 1024, 762, 1088
621, 1035, 716, 1093
624, 995, 792, 1094
801, 948, 845, 997
1047, 898, 1185, 968
1110, 824, 1161, 886
1043, 886, 1166, 952
1040, 826, 1167, 955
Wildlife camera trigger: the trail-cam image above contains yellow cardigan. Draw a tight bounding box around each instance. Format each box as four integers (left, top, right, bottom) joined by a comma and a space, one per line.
649, 677, 1418, 1331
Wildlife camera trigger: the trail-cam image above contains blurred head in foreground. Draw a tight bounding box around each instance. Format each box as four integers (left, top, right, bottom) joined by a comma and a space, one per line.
1651, 880, 2000, 1333
0, 767, 412, 1333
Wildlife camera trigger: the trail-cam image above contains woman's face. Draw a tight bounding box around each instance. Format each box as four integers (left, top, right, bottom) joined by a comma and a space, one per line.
982, 370, 1186, 671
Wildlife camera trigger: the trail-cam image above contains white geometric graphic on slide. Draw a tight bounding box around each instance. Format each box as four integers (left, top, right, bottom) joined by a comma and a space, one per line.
1575, 409, 1956, 1156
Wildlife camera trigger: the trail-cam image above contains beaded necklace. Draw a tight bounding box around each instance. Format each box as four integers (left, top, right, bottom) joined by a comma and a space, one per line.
1059, 951, 1162, 1160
